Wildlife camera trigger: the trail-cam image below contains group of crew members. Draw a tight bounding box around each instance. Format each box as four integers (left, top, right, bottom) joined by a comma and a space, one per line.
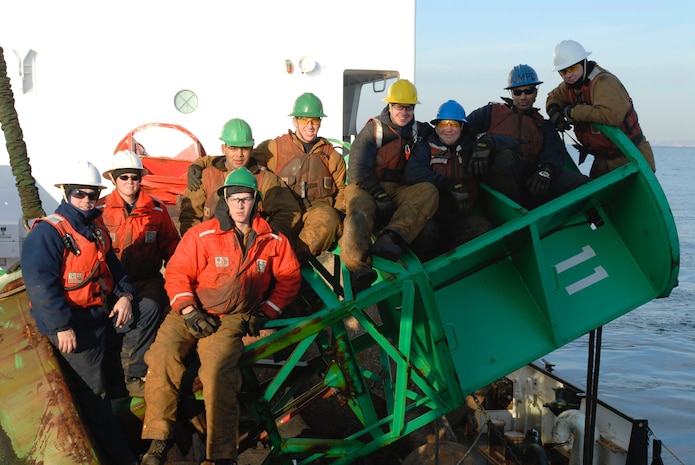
19, 39, 653, 465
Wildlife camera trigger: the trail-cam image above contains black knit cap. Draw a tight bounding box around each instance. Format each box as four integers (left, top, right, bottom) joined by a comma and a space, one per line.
224, 186, 255, 198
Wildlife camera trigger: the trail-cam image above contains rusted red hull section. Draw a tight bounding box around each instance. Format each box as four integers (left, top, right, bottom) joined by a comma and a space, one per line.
0, 282, 101, 464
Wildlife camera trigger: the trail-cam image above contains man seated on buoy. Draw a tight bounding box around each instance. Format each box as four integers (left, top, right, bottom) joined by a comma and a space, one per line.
405, 99, 494, 261
252, 92, 346, 263
179, 118, 302, 243
340, 79, 438, 293
140, 167, 301, 465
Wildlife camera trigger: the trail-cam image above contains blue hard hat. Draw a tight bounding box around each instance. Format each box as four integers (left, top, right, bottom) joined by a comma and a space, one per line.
431, 100, 468, 125
505, 64, 543, 89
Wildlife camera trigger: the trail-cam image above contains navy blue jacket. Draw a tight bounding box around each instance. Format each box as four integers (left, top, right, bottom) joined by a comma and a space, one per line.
21, 201, 134, 335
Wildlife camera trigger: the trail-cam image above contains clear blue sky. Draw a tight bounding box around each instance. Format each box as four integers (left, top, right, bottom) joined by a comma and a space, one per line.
414, 1, 695, 145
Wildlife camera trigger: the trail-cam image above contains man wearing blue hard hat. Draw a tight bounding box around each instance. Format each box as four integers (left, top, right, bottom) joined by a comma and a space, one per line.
466, 64, 590, 209
405, 99, 494, 260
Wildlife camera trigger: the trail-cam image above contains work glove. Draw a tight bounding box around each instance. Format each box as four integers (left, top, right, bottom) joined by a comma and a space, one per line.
468, 141, 491, 176
183, 307, 220, 338
187, 164, 204, 191
374, 192, 397, 224
450, 183, 472, 215
245, 310, 270, 337
548, 104, 571, 132
563, 105, 576, 124
527, 165, 553, 197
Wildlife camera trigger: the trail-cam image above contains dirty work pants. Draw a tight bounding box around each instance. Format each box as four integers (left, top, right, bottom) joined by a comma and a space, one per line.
142, 311, 246, 461
589, 138, 656, 178
298, 201, 342, 256
340, 182, 438, 272
483, 149, 589, 210
410, 207, 495, 263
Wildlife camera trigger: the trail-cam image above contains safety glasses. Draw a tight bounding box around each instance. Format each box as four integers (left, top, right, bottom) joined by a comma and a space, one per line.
296, 117, 321, 126
70, 189, 100, 201
511, 87, 537, 96
436, 120, 462, 129
227, 196, 255, 205
558, 63, 582, 76
390, 104, 415, 112
118, 174, 141, 182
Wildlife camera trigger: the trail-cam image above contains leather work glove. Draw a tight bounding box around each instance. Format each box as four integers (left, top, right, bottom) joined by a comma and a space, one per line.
548, 104, 572, 132
246, 310, 270, 337
527, 165, 553, 197
374, 192, 397, 224
450, 183, 472, 215
187, 164, 204, 191
468, 142, 491, 176
183, 307, 220, 338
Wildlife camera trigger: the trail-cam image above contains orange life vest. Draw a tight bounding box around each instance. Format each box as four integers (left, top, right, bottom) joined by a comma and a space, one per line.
372, 119, 419, 183
274, 134, 336, 202
568, 64, 644, 158
429, 142, 479, 203
37, 214, 114, 308
488, 104, 545, 159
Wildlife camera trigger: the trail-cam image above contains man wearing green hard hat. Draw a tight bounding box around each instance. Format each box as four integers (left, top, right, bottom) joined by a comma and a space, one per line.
253, 92, 346, 262
180, 118, 302, 241
141, 166, 301, 465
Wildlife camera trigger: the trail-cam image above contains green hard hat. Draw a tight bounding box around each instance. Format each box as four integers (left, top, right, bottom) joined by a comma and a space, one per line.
289, 93, 326, 117
217, 167, 262, 199
219, 118, 254, 147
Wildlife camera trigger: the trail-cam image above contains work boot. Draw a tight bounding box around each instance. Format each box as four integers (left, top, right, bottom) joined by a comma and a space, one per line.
140, 439, 169, 465
369, 230, 403, 262
125, 376, 145, 398
350, 268, 377, 295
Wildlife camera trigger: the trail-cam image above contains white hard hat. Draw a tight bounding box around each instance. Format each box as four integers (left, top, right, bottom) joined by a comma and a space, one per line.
102, 150, 149, 179
552, 40, 592, 71
54, 160, 107, 189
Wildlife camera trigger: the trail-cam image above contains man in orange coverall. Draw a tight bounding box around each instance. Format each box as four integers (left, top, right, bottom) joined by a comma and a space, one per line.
96, 150, 180, 397
140, 167, 301, 465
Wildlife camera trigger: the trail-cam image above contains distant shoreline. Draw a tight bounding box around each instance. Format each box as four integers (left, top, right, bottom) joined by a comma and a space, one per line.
566, 142, 695, 149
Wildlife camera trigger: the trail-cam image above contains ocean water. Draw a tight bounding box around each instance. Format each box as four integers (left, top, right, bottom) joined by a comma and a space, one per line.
547, 146, 695, 465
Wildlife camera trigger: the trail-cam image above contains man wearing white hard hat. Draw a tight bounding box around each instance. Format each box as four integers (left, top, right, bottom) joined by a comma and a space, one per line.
96, 150, 181, 396
21, 159, 159, 464
546, 39, 655, 178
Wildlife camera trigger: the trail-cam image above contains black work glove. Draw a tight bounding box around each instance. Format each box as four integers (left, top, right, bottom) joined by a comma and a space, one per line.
563, 105, 576, 124
450, 183, 472, 215
183, 307, 220, 338
245, 311, 270, 337
374, 192, 397, 224
527, 165, 553, 196
187, 164, 204, 191
548, 104, 571, 132
468, 141, 491, 176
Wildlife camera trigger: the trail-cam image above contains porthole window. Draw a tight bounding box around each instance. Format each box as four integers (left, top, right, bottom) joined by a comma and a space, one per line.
174, 89, 198, 114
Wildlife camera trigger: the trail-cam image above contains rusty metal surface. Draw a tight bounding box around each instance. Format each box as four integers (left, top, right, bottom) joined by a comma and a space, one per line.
0, 288, 100, 464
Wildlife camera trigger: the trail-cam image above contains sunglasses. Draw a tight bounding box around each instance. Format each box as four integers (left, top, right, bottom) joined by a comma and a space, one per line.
436, 120, 462, 129
296, 117, 321, 126
118, 174, 141, 181
559, 63, 582, 76
71, 189, 100, 201
511, 88, 537, 96
391, 104, 415, 112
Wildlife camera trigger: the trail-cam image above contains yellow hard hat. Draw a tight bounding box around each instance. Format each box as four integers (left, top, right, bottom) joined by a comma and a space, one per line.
381, 79, 421, 104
